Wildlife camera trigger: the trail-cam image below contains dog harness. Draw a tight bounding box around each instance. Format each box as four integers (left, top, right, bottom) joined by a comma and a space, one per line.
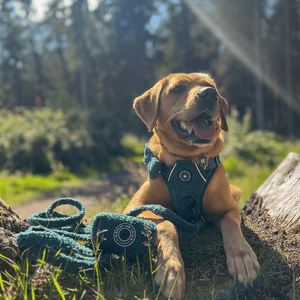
144, 143, 220, 224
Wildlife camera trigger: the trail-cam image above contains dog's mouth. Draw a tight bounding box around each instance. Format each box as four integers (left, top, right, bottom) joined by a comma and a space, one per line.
171, 113, 216, 144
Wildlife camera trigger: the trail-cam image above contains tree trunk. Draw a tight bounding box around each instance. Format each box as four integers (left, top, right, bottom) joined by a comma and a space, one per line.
254, 0, 264, 130
0, 197, 30, 271
243, 152, 300, 232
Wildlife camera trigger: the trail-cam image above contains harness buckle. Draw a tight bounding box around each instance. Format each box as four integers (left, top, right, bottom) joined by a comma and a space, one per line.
199, 157, 208, 169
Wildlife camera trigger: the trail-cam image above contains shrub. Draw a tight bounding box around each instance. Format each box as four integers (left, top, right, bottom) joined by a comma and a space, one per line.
222, 111, 286, 168
222, 156, 247, 178
234, 131, 283, 167
0, 107, 123, 174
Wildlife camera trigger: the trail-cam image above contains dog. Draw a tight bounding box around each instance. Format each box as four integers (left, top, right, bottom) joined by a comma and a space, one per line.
123, 73, 260, 299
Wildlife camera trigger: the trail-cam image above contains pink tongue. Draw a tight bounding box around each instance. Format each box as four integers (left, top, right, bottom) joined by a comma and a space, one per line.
187, 122, 216, 139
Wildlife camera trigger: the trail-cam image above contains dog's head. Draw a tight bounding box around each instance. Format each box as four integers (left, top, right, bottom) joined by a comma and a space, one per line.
134, 73, 228, 154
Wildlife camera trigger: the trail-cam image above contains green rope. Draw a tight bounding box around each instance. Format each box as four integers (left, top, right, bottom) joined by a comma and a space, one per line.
17, 197, 208, 274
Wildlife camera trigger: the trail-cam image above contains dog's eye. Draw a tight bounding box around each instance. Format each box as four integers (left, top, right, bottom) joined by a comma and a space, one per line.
171, 85, 186, 94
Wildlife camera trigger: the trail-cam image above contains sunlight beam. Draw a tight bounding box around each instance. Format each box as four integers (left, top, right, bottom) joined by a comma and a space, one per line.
188, 1, 300, 113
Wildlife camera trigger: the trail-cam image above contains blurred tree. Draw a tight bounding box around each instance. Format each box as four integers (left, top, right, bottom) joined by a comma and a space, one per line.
93, 0, 163, 123
210, 0, 258, 116
263, 0, 300, 135
39, 0, 79, 110
157, 0, 219, 77
72, 0, 89, 110
0, 0, 32, 107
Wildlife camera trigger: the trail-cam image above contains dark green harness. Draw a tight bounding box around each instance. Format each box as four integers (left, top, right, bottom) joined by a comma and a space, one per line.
144, 143, 220, 224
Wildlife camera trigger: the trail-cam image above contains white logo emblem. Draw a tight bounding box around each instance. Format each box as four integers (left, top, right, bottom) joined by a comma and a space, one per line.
113, 223, 136, 247
179, 170, 192, 182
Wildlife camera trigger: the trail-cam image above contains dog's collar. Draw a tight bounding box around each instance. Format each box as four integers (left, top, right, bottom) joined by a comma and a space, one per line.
143, 143, 220, 180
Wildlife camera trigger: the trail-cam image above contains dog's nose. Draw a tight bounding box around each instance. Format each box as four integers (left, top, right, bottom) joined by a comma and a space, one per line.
197, 87, 218, 102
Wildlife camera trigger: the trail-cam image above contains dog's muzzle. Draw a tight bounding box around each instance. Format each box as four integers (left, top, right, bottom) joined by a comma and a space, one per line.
195, 87, 218, 116
171, 87, 218, 144
171, 113, 215, 144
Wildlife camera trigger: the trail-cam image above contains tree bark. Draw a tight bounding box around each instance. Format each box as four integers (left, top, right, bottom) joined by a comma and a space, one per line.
243, 152, 300, 232
0, 197, 30, 271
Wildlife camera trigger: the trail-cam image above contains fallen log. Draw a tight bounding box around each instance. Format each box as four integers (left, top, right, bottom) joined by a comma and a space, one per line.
0, 197, 30, 271
242, 152, 300, 271
243, 152, 300, 232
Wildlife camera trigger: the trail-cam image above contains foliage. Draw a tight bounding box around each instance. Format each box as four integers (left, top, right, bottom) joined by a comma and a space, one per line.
0, 107, 123, 175
1, 0, 299, 136
121, 133, 146, 155
222, 111, 300, 169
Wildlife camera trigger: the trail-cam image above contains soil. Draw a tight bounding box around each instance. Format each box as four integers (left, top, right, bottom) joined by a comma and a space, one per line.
12, 162, 148, 220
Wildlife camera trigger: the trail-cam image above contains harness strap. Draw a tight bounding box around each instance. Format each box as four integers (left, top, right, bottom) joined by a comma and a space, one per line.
126, 204, 206, 235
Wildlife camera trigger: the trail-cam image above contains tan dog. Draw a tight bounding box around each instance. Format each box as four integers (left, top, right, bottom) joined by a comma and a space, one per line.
123, 73, 260, 299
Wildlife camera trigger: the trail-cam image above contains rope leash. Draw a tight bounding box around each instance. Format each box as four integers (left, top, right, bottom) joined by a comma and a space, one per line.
17, 197, 208, 273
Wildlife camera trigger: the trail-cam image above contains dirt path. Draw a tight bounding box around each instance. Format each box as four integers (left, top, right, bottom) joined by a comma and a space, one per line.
13, 163, 148, 220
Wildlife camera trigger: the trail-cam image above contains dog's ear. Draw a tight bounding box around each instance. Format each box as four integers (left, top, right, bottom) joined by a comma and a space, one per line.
133, 81, 164, 132
219, 95, 229, 132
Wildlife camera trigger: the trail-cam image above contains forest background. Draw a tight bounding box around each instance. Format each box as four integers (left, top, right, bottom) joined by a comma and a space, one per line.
0, 0, 300, 186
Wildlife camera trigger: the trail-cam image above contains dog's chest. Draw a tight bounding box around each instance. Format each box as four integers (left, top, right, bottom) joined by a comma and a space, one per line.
144, 143, 220, 224
160, 159, 218, 224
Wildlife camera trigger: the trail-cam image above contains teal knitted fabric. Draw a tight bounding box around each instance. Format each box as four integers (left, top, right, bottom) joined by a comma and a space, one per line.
17, 198, 157, 273
17, 197, 210, 274
143, 143, 162, 180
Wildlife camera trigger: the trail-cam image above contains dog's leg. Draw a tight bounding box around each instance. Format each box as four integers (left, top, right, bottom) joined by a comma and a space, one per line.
204, 165, 260, 286
124, 180, 185, 300
216, 210, 260, 286
154, 219, 185, 300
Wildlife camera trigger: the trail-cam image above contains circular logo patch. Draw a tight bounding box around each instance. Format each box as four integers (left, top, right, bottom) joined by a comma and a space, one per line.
179, 170, 192, 182
113, 223, 136, 247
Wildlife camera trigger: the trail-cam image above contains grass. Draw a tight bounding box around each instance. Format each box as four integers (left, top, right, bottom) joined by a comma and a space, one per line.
224, 163, 274, 209
0, 239, 167, 299
0, 171, 95, 206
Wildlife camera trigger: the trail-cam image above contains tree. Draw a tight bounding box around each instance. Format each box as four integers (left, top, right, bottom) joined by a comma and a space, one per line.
0, 0, 32, 107
93, 0, 162, 122
263, 0, 300, 135
157, 0, 219, 77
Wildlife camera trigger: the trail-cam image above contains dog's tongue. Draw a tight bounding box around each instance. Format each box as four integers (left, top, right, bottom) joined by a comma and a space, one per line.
187, 120, 216, 140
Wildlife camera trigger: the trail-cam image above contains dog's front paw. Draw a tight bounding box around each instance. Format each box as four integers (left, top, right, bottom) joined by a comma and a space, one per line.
154, 255, 185, 300
225, 237, 260, 287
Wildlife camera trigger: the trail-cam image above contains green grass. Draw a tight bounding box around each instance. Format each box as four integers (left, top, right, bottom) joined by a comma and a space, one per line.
0, 237, 170, 299
224, 163, 275, 209
0, 171, 95, 206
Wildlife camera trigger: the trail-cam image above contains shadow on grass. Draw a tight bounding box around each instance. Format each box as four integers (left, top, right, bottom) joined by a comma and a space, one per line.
179, 222, 299, 300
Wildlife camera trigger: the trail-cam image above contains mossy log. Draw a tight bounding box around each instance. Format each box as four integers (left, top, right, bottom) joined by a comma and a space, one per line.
243, 152, 300, 232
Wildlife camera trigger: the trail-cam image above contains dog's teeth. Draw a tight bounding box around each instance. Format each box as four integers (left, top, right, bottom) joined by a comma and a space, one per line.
191, 127, 195, 135
188, 126, 193, 134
